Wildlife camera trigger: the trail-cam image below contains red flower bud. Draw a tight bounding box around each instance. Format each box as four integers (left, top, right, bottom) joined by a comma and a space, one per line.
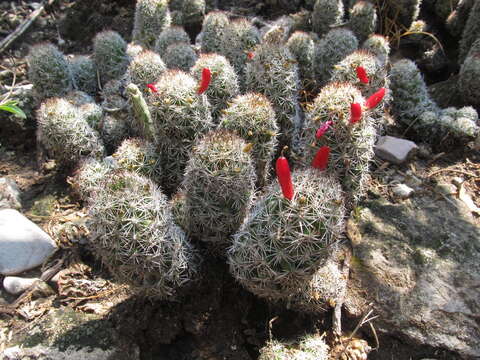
315, 120, 333, 139
197, 68, 212, 94
356, 66, 369, 84
247, 51, 255, 60
146, 83, 158, 93
365, 87, 386, 109
276, 152, 294, 200
349, 103, 362, 124
312, 146, 330, 170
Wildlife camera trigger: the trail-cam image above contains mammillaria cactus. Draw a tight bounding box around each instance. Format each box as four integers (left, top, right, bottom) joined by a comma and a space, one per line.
446, 0, 474, 37
36, 98, 105, 167
132, 0, 171, 48
200, 11, 229, 53
286, 31, 315, 86
182, 0, 206, 27
99, 114, 131, 153
228, 169, 345, 301
154, 26, 191, 55
245, 36, 301, 148
312, 0, 344, 38
65, 90, 104, 131
164, 43, 198, 72
27, 43, 72, 99
348, 1, 378, 43
70, 158, 114, 200
259, 336, 329, 360
218, 93, 278, 187
361, 34, 390, 66
191, 54, 239, 119
459, 41, 480, 108
69, 55, 97, 96
87, 171, 198, 298
147, 70, 214, 193
182, 131, 256, 246
93, 31, 129, 85
301, 82, 376, 203
314, 28, 358, 86
127, 50, 166, 96
220, 18, 260, 84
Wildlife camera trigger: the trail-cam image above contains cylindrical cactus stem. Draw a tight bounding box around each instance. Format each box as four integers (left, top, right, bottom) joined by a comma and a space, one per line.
27, 43, 73, 99
127, 50, 166, 96
154, 26, 191, 55
286, 31, 315, 87
182, 130, 256, 247
163, 42, 198, 72
361, 34, 390, 66
126, 83, 154, 141
147, 70, 214, 193
312, 0, 344, 38
446, 0, 475, 37
87, 170, 198, 298
200, 11, 229, 53
65, 90, 104, 131
314, 28, 358, 86
190, 53, 240, 120
132, 0, 171, 48
228, 169, 345, 301
218, 93, 278, 188
182, 0, 206, 27
69, 55, 98, 96
348, 0, 378, 43
93, 31, 129, 85
459, 0, 480, 63
70, 158, 115, 200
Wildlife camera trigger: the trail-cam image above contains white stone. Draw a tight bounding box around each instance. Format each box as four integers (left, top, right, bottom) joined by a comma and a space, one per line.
0, 177, 22, 210
392, 184, 414, 199
374, 136, 418, 164
3, 276, 40, 295
0, 209, 57, 275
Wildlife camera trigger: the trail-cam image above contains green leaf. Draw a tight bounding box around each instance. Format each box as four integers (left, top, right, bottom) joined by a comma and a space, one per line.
0, 100, 26, 119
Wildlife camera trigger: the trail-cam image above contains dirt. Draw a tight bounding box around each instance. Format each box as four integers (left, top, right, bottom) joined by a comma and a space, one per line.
0, 1, 479, 360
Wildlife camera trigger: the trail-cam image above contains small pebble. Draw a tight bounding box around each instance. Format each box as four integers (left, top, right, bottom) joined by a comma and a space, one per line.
392, 184, 414, 199
3, 276, 39, 295
375, 136, 418, 164
435, 183, 456, 196
452, 177, 464, 187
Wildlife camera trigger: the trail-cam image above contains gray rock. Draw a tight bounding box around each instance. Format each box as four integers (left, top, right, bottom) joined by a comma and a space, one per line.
375, 136, 418, 164
0, 177, 22, 210
345, 196, 480, 358
0, 209, 57, 275
3, 276, 40, 295
435, 182, 457, 196
392, 183, 414, 199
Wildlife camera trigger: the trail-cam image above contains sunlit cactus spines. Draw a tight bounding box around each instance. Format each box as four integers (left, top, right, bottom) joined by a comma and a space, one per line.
127, 50, 166, 96
362, 34, 390, 66
170, 190, 188, 231
147, 70, 214, 193
259, 336, 329, 360
314, 28, 358, 86
286, 31, 315, 86
70, 158, 115, 200
200, 11, 230, 53
228, 169, 345, 301
154, 26, 191, 55
245, 41, 301, 148
182, 130, 256, 246
301, 82, 375, 203
262, 25, 288, 44
459, 50, 480, 108
218, 93, 278, 187
312, 0, 344, 38
389, 59, 439, 126
127, 42, 145, 58
191, 53, 239, 119
220, 18, 260, 84
93, 30, 129, 85
164, 42, 198, 72
70, 55, 97, 96
132, 0, 171, 48
87, 170, 198, 298
99, 114, 131, 153
36, 98, 105, 167
27, 43, 73, 99
348, 1, 378, 43
65, 90, 104, 131
112, 138, 162, 184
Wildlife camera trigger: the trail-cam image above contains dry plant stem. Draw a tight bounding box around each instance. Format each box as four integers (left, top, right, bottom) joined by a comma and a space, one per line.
0, 0, 56, 54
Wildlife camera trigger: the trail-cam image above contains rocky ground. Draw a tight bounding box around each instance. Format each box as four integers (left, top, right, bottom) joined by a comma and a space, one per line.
0, 1, 479, 359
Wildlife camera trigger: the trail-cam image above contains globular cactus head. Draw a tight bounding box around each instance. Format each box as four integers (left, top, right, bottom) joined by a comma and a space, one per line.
87, 170, 198, 298
314, 28, 358, 86
147, 69, 213, 193
69, 55, 98, 96
361, 34, 390, 66
290, 9, 312, 33
228, 169, 345, 301
69, 157, 114, 200
132, 0, 171, 48
348, 0, 378, 43
200, 11, 229, 53
164, 42, 198, 72
182, 130, 256, 246
182, 0, 206, 26
65, 90, 104, 131
312, 0, 344, 38
218, 93, 278, 187
27, 43, 72, 99
154, 26, 190, 55
259, 336, 329, 360
36, 98, 105, 167
93, 31, 129, 85
286, 31, 315, 86
112, 138, 162, 184
301, 82, 375, 203
190, 53, 239, 119
127, 50, 166, 95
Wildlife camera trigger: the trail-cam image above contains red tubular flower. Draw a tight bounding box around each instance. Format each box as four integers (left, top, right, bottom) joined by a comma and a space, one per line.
356, 66, 369, 84
315, 120, 333, 139
146, 83, 158, 93
365, 87, 386, 109
312, 146, 330, 170
247, 51, 255, 60
349, 103, 362, 124
275, 149, 294, 200
197, 68, 212, 94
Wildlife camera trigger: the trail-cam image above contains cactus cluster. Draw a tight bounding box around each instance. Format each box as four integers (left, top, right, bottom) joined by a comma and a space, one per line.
348, 1, 378, 43
69, 55, 97, 96
164, 42, 198, 71
132, 0, 171, 48
259, 336, 329, 360
312, 0, 344, 38
127, 50, 166, 95
154, 26, 191, 55
286, 31, 315, 86
199, 11, 229, 53
93, 30, 129, 85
